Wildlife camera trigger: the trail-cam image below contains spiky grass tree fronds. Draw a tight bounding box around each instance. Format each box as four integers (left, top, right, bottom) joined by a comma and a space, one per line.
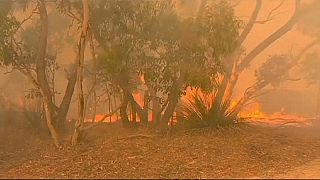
177, 90, 237, 129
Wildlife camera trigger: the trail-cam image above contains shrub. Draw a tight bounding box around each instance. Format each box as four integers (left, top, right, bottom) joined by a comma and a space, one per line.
177, 90, 238, 129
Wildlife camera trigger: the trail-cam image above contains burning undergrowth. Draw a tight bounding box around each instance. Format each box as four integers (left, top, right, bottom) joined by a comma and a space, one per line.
176, 90, 238, 129
239, 102, 315, 127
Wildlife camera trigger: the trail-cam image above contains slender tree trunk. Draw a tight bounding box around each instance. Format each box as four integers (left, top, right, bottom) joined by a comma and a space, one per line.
159, 91, 179, 131
37, 0, 60, 147
71, 0, 89, 146
127, 93, 147, 123
113, 93, 119, 121
217, 0, 301, 117
131, 104, 137, 123
43, 96, 60, 147
159, 76, 183, 131
222, 71, 239, 103
108, 93, 112, 123
142, 90, 149, 125
120, 93, 130, 126
89, 31, 97, 123
236, 0, 300, 73
147, 85, 160, 124
91, 91, 97, 122
56, 68, 77, 129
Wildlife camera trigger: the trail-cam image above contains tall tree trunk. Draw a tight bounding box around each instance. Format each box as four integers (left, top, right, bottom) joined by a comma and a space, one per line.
159, 90, 179, 131
120, 93, 130, 126
127, 93, 147, 123
113, 93, 119, 121
147, 85, 160, 124
159, 76, 183, 131
220, 0, 300, 115
119, 79, 147, 124
89, 31, 97, 122
142, 90, 149, 125
37, 0, 60, 147
236, 0, 300, 73
222, 70, 239, 103
131, 103, 137, 123
232, 38, 320, 115
205, 1, 261, 110
92, 91, 97, 122
56, 68, 77, 129
71, 0, 89, 146
43, 96, 60, 147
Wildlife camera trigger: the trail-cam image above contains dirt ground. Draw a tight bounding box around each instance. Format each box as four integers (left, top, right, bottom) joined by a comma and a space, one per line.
1, 122, 320, 179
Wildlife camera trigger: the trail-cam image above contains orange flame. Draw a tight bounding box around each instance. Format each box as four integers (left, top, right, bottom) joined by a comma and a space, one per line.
239, 102, 312, 127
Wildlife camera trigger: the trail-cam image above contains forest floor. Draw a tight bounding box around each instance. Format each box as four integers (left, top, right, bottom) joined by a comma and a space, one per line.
1, 121, 320, 179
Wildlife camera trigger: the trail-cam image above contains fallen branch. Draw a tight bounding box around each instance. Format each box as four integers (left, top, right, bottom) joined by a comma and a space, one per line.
119, 134, 156, 140
277, 120, 308, 126
82, 106, 120, 131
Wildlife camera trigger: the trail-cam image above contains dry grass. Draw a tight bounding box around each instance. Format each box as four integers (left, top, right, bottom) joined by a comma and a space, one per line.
1, 122, 320, 178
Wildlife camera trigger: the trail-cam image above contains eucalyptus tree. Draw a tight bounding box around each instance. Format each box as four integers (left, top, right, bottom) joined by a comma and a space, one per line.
0, 1, 81, 147
91, 0, 240, 130
215, 0, 301, 116
230, 0, 320, 116
71, 0, 90, 146
0, 0, 60, 147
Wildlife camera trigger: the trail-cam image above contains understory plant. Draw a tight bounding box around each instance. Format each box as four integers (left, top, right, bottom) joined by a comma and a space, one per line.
177, 89, 238, 129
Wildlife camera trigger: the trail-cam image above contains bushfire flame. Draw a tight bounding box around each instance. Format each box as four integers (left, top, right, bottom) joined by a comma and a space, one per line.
239, 102, 312, 127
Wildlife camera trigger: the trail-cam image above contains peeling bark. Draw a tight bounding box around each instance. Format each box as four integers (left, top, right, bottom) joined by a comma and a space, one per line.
37, 0, 60, 148
71, 0, 89, 146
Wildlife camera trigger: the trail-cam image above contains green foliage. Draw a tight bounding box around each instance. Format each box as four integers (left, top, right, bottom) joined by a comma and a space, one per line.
92, 0, 240, 97
203, 1, 241, 59
0, 14, 19, 66
177, 90, 237, 129
1, 3, 66, 92
25, 88, 43, 99
140, 0, 240, 95
255, 54, 292, 87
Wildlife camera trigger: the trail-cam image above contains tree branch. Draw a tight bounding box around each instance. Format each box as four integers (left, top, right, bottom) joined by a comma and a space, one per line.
82, 106, 121, 131
238, 0, 262, 46
237, 0, 301, 73
255, 0, 285, 24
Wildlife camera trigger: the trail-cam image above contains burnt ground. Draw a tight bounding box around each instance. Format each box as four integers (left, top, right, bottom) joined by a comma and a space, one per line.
1, 121, 320, 179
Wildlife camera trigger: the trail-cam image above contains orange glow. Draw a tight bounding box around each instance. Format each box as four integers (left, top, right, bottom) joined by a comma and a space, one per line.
85, 114, 118, 123
239, 102, 267, 119
239, 102, 312, 127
